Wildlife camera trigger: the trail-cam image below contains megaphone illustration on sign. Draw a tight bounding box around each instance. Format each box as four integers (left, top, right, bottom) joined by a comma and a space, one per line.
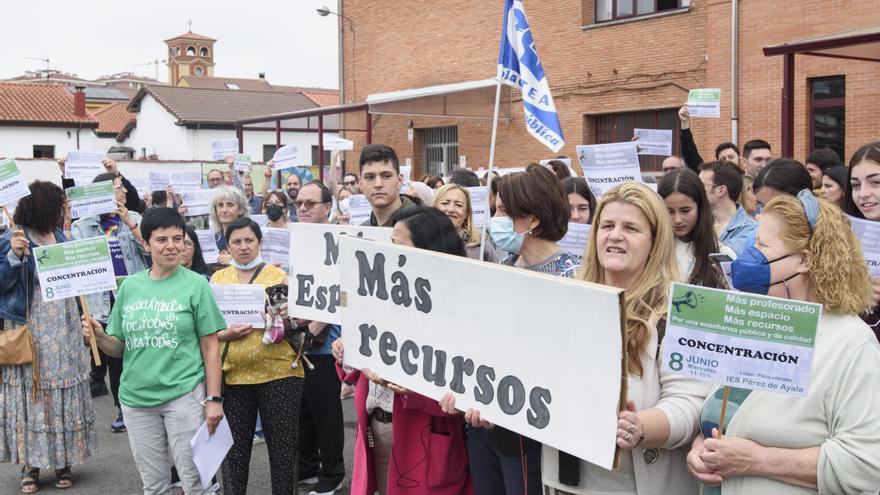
672, 290, 701, 313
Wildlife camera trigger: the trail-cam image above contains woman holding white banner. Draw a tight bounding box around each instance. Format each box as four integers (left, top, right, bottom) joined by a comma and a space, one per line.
210, 217, 303, 494
843, 141, 880, 339
658, 169, 730, 288
545, 182, 710, 494
332, 206, 472, 495
0, 181, 96, 493
687, 192, 880, 494
432, 183, 497, 261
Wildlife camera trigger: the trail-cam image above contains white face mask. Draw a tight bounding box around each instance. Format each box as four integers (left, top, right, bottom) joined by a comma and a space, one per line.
339, 197, 351, 213
231, 255, 264, 271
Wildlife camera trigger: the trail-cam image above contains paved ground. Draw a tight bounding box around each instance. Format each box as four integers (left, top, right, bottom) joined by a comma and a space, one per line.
1, 391, 357, 494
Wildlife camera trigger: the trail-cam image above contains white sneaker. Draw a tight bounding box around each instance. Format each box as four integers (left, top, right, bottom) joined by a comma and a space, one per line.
309, 483, 342, 495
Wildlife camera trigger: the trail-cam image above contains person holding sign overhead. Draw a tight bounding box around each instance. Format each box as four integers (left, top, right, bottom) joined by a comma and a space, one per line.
72, 172, 149, 431
81, 207, 225, 495
687, 192, 880, 494
544, 182, 710, 495
332, 206, 472, 495
432, 183, 497, 261
0, 181, 97, 493
210, 217, 304, 495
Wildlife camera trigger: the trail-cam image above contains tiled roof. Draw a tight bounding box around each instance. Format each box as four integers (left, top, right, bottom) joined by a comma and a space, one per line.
91, 103, 135, 135
164, 31, 217, 42
79, 87, 130, 101
301, 90, 340, 107
0, 83, 98, 126
128, 85, 319, 125
179, 76, 273, 91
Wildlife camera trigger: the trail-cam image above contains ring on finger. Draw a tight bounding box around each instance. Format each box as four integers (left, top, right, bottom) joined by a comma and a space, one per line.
627, 425, 635, 434
624, 432, 633, 442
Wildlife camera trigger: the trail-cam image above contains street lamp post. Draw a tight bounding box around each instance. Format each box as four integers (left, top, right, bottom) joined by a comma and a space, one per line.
317, 5, 355, 103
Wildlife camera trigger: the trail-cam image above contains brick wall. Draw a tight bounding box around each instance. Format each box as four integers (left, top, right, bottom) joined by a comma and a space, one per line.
340, 0, 880, 175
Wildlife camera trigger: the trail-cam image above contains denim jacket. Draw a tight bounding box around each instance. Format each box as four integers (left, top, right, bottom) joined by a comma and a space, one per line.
0, 227, 68, 324
719, 204, 758, 256
71, 213, 149, 322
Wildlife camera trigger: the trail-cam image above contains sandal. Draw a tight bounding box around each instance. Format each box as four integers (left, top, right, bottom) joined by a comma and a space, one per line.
20, 466, 39, 494
54, 467, 72, 490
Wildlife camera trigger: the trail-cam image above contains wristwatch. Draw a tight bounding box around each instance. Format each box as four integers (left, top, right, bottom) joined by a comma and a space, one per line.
204, 395, 224, 403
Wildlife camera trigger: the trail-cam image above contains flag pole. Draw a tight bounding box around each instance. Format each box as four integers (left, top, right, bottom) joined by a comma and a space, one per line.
478, 67, 503, 262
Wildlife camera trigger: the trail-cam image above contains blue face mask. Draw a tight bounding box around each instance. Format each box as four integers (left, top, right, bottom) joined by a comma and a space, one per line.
231, 255, 264, 271
730, 245, 797, 295
488, 216, 531, 254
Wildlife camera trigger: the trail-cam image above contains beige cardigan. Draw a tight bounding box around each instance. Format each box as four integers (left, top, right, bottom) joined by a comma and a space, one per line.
718, 313, 880, 494
543, 316, 712, 495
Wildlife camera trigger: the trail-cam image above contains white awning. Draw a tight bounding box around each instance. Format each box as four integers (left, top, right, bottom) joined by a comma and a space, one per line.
366, 79, 512, 120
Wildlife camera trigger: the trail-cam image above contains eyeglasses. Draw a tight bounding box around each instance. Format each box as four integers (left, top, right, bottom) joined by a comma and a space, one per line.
294, 200, 328, 210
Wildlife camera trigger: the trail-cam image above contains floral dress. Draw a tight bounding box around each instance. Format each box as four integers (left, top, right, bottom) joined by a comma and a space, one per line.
0, 277, 97, 469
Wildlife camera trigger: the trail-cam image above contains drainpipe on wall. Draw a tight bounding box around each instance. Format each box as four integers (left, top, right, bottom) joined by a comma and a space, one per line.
77, 123, 82, 150
731, 0, 739, 147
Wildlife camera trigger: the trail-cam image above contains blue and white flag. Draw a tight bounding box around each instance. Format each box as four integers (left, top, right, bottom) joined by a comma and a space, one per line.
498, 0, 565, 153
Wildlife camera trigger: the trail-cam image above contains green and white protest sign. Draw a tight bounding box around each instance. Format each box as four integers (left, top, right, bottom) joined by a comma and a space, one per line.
662, 282, 821, 396
66, 181, 117, 218
687, 88, 721, 118
33, 236, 116, 302
0, 158, 31, 206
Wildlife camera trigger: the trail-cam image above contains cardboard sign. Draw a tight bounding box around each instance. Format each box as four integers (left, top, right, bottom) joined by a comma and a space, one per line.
147, 170, 202, 194
211, 284, 266, 328
558, 222, 591, 257
348, 194, 373, 226
260, 227, 289, 268
272, 145, 299, 170
65, 151, 105, 182
576, 142, 642, 197
466, 186, 490, 230
687, 88, 721, 118
196, 229, 219, 263
33, 236, 116, 301
0, 158, 31, 205
339, 236, 625, 469
212, 139, 239, 161
633, 129, 673, 156
66, 181, 117, 218
288, 223, 393, 324
849, 216, 880, 277
662, 283, 821, 396
182, 190, 214, 217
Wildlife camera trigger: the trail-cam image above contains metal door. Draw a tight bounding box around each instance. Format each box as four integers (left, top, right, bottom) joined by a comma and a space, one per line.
423, 126, 458, 178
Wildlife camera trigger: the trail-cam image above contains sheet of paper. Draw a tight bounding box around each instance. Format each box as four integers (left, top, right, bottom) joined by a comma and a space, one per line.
348, 194, 373, 226
0, 158, 31, 205
232, 154, 251, 172
33, 236, 116, 301
190, 417, 233, 489
182, 190, 214, 217
399, 165, 412, 193
633, 128, 673, 156
212, 139, 239, 161
558, 222, 591, 257
211, 284, 266, 328
126, 176, 148, 195
260, 227, 290, 268
576, 142, 642, 197
466, 186, 490, 230
65, 151, 105, 182
850, 216, 880, 277
272, 145, 299, 170
687, 88, 721, 118
66, 181, 117, 218
323, 135, 354, 151
196, 230, 218, 264
250, 214, 268, 228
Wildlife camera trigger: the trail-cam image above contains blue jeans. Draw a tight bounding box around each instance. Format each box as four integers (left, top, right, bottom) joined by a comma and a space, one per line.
467, 426, 543, 495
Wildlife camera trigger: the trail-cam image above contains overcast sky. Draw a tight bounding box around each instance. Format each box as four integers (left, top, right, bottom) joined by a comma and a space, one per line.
1, 0, 339, 88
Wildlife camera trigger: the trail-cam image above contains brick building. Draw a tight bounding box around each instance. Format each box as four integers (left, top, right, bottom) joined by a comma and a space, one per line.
336, 0, 880, 176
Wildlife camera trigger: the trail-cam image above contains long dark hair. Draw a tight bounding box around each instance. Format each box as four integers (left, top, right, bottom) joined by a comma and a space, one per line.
183, 225, 211, 277
753, 158, 812, 196
560, 177, 596, 223
388, 206, 466, 257
658, 169, 722, 288
844, 141, 880, 219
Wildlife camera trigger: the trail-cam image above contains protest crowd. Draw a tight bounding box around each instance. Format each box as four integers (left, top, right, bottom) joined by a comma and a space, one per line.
3, 5, 880, 495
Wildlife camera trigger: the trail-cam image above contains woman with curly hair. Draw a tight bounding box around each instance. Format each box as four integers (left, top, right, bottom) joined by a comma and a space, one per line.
0, 181, 97, 492
687, 192, 880, 494
540, 182, 710, 495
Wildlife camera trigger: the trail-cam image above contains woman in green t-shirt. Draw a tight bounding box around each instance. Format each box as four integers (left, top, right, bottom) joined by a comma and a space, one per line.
82, 207, 226, 495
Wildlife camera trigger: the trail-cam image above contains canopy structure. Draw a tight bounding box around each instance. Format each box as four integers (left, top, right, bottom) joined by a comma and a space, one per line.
236, 79, 511, 179
763, 26, 880, 157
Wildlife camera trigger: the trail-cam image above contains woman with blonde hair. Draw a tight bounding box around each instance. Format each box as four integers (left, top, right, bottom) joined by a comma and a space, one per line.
687, 192, 880, 494
334, 185, 358, 225
432, 183, 497, 261
544, 182, 710, 495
